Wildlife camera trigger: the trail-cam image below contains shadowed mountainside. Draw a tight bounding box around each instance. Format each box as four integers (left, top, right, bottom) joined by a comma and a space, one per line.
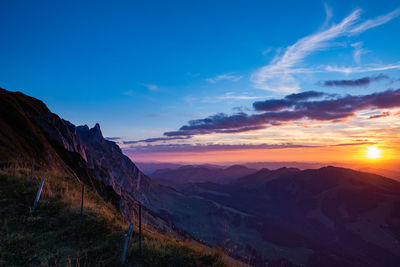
173, 167, 400, 266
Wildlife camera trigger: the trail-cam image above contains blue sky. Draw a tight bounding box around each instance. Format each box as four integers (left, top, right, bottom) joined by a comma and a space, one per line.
1, 0, 400, 162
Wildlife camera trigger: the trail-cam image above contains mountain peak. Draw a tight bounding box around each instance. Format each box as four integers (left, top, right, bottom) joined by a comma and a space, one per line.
77, 125, 90, 132
90, 123, 103, 140
225, 164, 249, 170
77, 123, 104, 143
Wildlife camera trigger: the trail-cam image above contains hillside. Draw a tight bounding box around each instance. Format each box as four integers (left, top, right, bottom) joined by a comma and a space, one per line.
173, 167, 400, 266
0, 168, 240, 266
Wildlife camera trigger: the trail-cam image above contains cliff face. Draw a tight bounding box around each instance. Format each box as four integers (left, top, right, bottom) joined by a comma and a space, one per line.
38, 118, 156, 217
39, 117, 155, 208
0, 88, 156, 220
74, 123, 157, 214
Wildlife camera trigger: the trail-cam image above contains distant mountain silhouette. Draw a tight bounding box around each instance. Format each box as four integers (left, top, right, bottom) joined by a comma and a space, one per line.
150, 164, 257, 184
243, 161, 326, 170
135, 162, 184, 174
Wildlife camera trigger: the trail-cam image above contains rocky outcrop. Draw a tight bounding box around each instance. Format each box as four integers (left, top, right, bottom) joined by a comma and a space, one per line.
75, 123, 155, 210
37, 118, 157, 219
0, 88, 157, 221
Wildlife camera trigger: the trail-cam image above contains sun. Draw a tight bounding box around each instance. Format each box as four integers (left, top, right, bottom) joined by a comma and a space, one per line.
366, 146, 381, 159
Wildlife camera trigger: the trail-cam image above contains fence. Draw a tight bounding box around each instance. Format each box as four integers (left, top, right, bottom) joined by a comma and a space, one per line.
0, 159, 148, 265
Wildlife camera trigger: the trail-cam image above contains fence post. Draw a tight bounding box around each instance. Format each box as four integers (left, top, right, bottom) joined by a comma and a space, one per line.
30, 159, 34, 186
32, 178, 45, 211
121, 222, 134, 264
139, 203, 142, 255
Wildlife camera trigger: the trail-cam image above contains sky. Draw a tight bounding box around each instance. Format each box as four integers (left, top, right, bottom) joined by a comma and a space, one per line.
1, 0, 400, 164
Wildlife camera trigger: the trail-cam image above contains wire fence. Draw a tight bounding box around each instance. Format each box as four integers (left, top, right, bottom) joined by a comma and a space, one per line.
0, 160, 252, 265
0, 160, 164, 264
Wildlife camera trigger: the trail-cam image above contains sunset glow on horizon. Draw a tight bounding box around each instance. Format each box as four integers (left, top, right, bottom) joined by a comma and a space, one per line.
127, 143, 399, 165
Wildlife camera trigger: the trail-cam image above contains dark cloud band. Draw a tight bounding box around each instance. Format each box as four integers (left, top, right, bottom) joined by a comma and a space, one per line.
322, 74, 388, 87
163, 89, 400, 137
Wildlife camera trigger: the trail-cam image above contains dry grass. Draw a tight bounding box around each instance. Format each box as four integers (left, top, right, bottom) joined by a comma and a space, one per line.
0, 167, 246, 266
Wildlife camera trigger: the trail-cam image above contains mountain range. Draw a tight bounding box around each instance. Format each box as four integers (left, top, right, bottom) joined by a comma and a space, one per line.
150, 164, 257, 185
139, 162, 400, 182
1, 88, 399, 266
172, 167, 400, 266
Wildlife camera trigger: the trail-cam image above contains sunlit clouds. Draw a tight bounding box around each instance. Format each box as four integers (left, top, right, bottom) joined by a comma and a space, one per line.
123, 107, 400, 163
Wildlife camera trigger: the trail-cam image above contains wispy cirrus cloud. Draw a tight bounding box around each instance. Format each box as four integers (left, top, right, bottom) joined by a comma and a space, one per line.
349, 8, 400, 34
251, 7, 400, 93
202, 92, 266, 102
141, 83, 158, 91
123, 136, 190, 144
324, 64, 400, 74
322, 73, 388, 87
216, 92, 265, 100
351, 42, 369, 64
206, 73, 243, 83
321, 2, 333, 29
185, 92, 267, 104
262, 47, 273, 56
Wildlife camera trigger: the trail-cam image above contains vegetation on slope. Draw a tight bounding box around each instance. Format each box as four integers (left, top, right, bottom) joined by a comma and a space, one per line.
0, 89, 52, 164
0, 167, 239, 266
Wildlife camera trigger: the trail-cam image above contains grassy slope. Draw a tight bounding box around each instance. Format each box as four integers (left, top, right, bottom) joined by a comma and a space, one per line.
0, 167, 243, 267
0, 89, 51, 164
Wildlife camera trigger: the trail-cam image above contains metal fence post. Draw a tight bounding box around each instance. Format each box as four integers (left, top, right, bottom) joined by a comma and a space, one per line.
121, 222, 134, 264
32, 178, 45, 211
